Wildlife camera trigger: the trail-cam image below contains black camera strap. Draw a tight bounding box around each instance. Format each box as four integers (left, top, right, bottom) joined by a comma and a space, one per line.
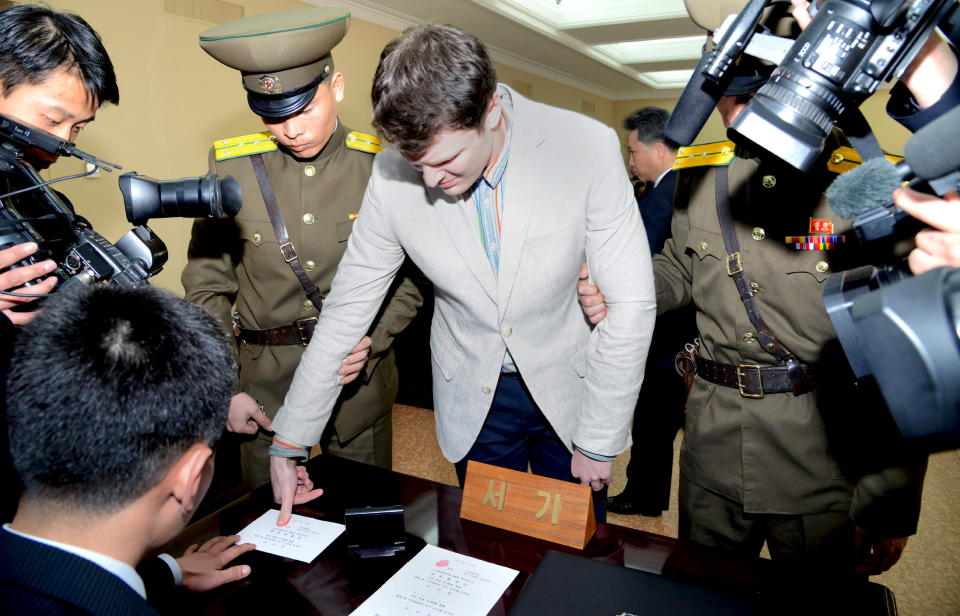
839, 107, 885, 164
715, 164, 810, 395
250, 154, 325, 312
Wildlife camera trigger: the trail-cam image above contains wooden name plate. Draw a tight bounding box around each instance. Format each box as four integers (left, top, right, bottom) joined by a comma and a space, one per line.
459, 461, 596, 549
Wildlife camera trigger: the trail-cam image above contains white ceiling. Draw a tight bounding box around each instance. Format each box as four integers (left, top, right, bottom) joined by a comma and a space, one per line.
313, 0, 707, 100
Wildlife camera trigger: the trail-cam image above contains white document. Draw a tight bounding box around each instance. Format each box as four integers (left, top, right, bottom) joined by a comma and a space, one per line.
236, 509, 345, 563
351, 544, 519, 616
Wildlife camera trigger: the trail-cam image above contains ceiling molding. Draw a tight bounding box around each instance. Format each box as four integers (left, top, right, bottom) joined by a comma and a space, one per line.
486, 47, 620, 100
313, 0, 629, 100
306, 0, 702, 101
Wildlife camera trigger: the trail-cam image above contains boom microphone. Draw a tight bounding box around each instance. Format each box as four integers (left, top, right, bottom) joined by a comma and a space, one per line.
826, 157, 910, 220
826, 104, 960, 242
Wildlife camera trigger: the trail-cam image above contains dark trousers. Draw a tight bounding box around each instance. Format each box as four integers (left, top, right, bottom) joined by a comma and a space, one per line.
454, 373, 607, 522
620, 308, 694, 510
679, 479, 857, 572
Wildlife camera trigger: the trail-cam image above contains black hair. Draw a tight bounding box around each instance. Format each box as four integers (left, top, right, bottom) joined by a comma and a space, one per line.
624, 106, 678, 150
372, 24, 497, 155
0, 4, 119, 106
6, 285, 235, 512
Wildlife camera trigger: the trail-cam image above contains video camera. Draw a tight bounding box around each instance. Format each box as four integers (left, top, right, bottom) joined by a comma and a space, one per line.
822, 103, 960, 450
0, 114, 241, 293
665, 0, 960, 172
666, 1, 960, 448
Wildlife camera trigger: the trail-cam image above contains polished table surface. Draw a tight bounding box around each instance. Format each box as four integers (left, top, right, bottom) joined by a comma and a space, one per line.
162, 454, 888, 615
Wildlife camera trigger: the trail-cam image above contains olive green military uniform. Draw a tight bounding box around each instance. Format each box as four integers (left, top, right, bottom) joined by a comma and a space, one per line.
654, 139, 926, 561
182, 123, 421, 487
184, 6, 421, 488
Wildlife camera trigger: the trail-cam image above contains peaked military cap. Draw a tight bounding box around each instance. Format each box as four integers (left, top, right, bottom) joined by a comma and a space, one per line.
199, 7, 350, 118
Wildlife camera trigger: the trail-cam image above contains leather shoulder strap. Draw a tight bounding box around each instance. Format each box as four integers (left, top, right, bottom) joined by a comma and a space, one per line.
250, 154, 325, 311
714, 165, 807, 393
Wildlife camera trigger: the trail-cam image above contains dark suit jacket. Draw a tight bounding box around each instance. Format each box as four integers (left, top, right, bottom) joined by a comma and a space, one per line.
0, 529, 158, 616
638, 169, 677, 256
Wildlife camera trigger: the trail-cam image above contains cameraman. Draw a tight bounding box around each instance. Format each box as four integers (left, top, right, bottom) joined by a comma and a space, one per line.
0, 1, 121, 522
0, 2, 117, 329
0, 4, 254, 603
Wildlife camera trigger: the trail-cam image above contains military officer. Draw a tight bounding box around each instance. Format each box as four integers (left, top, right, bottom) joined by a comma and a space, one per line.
183, 7, 422, 489
581, 0, 927, 580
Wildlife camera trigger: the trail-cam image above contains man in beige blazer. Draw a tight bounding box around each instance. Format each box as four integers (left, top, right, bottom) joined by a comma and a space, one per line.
269, 24, 656, 525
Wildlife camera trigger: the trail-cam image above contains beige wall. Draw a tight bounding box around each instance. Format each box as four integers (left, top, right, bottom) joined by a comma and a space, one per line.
40, 0, 627, 294
40, 1, 917, 295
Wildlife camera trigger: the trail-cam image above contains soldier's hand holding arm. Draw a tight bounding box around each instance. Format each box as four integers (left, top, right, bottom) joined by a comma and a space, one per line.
0, 242, 57, 325
226, 393, 273, 434
577, 263, 607, 324
337, 335, 372, 385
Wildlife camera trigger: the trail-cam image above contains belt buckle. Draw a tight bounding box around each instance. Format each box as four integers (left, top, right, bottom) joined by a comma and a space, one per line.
295, 317, 317, 346
726, 252, 743, 276
736, 363, 764, 398
280, 242, 297, 263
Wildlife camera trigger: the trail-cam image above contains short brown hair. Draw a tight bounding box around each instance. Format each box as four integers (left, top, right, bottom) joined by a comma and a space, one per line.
372, 24, 497, 155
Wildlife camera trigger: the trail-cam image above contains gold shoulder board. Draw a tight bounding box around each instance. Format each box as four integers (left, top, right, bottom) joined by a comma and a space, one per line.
213, 132, 278, 161
673, 140, 736, 170
346, 130, 383, 154
827, 146, 903, 174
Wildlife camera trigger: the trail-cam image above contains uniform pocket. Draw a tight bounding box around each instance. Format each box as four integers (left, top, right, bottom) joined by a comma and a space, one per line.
235, 218, 276, 247
684, 226, 725, 263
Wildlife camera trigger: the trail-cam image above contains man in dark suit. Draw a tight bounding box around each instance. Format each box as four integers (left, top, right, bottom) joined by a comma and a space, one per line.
0, 284, 259, 615
607, 107, 695, 516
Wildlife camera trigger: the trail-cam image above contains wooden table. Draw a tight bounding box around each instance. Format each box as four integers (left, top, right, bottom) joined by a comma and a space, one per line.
163, 454, 891, 615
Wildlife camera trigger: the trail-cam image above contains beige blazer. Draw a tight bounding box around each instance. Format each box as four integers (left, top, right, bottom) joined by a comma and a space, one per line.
273, 86, 656, 461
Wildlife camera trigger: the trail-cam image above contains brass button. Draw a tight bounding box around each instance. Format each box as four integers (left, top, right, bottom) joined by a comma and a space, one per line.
482, 386, 492, 394
832, 151, 845, 164
303, 213, 315, 225
762, 175, 776, 189
698, 240, 708, 252
752, 227, 766, 241
251, 232, 262, 243
749, 281, 761, 293
743, 332, 756, 344
303, 300, 314, 310
304, 165, 316, 177
816, 261, 830, 273
304, 260, 316, 271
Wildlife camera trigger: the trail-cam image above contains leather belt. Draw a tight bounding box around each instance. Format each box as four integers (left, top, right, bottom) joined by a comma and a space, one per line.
695, 356, 815, 398
238, 317, 317, 347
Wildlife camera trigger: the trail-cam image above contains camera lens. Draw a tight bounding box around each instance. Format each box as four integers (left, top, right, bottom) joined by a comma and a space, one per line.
120, 173, 242, 224
728, 3, 878, 171
729, 71, 840, 172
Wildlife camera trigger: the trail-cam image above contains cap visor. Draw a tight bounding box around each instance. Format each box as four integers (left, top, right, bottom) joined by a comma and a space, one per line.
247, 84, 318, 119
